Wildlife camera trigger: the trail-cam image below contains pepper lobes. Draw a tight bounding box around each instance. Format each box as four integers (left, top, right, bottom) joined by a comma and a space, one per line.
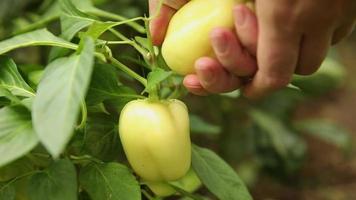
119, 99, 191, 182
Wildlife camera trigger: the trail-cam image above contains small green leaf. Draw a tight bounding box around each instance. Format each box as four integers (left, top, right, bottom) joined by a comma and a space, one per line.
0, 56, 34, 97
28, 159, 77, 200
0, 106, 38, 167
192, 145, 252, 200
79, 162, 141, 200
32, 37, 95, 158
146, 68, 172, 93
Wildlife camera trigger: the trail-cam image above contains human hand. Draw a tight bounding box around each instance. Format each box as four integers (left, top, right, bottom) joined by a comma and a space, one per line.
149, 0, 356, 99
149, 0, 258, 96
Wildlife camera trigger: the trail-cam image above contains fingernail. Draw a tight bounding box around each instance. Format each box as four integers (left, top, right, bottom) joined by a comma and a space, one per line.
211, 31, 228, 53
234, 6, 246, 26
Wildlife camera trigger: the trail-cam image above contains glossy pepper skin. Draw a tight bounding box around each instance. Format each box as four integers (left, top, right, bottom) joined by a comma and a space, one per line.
162, 0, 244, 75
119, 99, 191, 182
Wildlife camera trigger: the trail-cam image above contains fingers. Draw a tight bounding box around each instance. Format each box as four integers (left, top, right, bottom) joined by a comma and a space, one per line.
243, 1, 302, 99
233, 5, 258, 56
295, 31, 332, 75
210, 28, 257, 76
184, 57, 242, 94
149, 0, 187, 45
183, 75, 209, 96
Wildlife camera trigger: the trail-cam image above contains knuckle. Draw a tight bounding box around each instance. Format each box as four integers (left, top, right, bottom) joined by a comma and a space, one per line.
263, 75, 291, 89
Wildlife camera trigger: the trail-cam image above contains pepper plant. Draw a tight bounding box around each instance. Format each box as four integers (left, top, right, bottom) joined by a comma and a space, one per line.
0, 0, 252, 199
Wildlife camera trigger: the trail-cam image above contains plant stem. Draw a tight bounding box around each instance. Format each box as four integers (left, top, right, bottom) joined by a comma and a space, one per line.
108, 57, 147, 87
76, 100, 87, 130
0, 170, 39, 192
88, 8, 145, 33
109, 29, 148, 57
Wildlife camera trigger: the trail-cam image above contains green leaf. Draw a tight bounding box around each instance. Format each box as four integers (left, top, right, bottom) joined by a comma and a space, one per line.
0, 182, 15, 200
60, 14, 93, 41
294, 119, 352, 150
146, 68, 172, 93
32, 38, 95, 158
86, 64, 138, 106
0, 88, 20, 104
79, 162, 141, 200
249, 109, 306, 159
83, 113, 121, 161
192, 145, 252, 200
60, 0, 93, 18
0, 106, 38, 167
0, 29, 77, 55
0, 56, 34, 97
0, 158, 33, 182
189, 115, 221, 135
28, 159, 77, 200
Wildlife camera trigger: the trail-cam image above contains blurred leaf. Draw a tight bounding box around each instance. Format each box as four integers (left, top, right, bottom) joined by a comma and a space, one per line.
86, 64, 138, 106
0, 106, 38, 167
294, 119, 352, 150
220, 90, 241, 99
79, 162, 141, 200
0, 88, 20, 104
190, 115, 221, 135
28, 70, 44, 88
32, 38, 94, 158
256, 88, 304, 120
192, 145, 252, 200
0, 29, 77, 56
249, 109, 306, 159
0, 157, 33, 182
0, 56, 34, 97
0, 182, 15, 200
292, 58, 346, 95
60, 0, 93, 18
28, 159, 77, 200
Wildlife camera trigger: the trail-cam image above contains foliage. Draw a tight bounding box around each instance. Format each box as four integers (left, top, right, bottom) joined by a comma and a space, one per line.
0, 0, 351, 200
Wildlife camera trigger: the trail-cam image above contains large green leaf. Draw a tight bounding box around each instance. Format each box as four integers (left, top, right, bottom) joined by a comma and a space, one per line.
0, 29, 77, 56
28, 159, 77, 200
32, 38, 95, 158
0, 56, 34, 97
79, 162, 141, 200
0, 106, 38, 167
83, 113, 122, 161
86, 64, 138, 106
192, 145, 252, 200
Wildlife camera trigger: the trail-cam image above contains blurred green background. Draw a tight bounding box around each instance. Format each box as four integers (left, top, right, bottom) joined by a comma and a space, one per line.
1, 0, 356, 199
